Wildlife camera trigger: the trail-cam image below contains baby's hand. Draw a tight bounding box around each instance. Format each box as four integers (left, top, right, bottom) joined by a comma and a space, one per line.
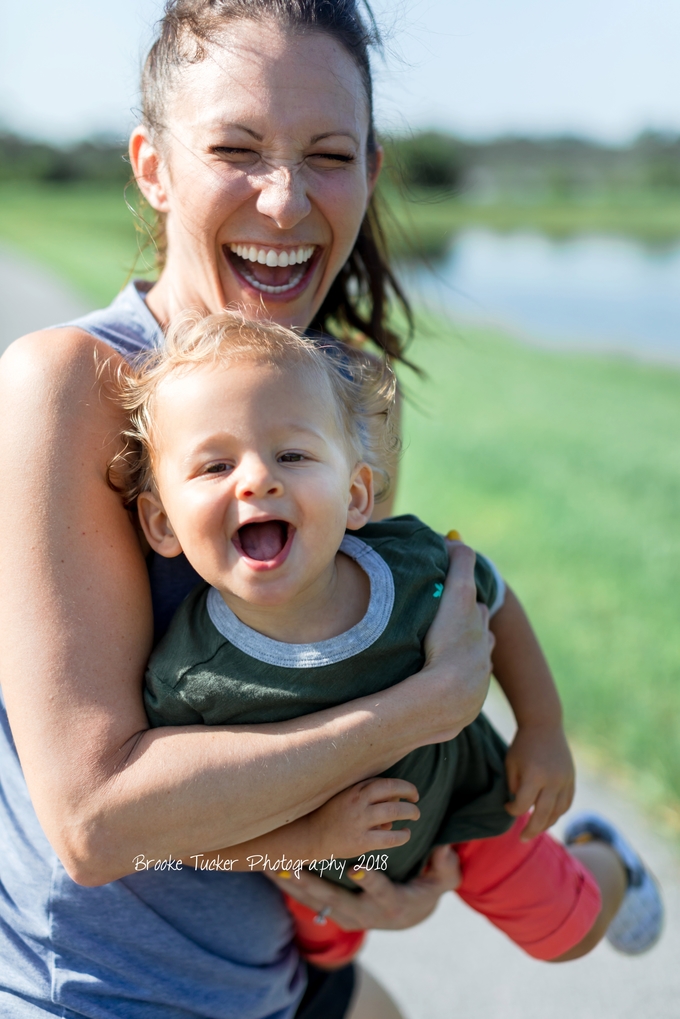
308, 778, 420, 861
504, 723, 575, 841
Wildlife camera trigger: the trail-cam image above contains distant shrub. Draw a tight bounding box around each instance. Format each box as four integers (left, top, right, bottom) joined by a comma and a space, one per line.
0, 134, 130, 185
383, 131, 465, 193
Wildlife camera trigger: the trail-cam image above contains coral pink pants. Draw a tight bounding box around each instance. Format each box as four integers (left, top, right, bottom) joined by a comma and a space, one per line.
286, 814, 602, 967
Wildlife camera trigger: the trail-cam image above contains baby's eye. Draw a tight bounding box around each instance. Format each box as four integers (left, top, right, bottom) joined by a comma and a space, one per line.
204, 462, 231, 475
278, 452, 306, 463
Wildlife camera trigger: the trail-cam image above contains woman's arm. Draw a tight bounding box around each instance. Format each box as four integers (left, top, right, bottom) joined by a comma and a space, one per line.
0, 332, 491, 886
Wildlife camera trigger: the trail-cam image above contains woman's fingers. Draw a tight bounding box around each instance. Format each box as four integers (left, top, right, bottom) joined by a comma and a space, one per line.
271, 845, 462, 933
420, 540, 494, 739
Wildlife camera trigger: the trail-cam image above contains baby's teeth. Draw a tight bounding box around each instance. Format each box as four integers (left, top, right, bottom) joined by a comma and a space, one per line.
277, 251, 289, 267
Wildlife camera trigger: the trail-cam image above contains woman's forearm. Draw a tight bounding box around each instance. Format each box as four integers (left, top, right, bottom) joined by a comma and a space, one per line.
77, 647, 480, 885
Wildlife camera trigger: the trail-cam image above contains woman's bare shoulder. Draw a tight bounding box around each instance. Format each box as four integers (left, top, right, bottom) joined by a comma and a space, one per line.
0, 325, 129, 459
1, 324, 124, 390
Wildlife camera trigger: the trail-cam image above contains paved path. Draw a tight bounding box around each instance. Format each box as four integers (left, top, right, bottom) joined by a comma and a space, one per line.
0, 244, 93, 356
1, 247, 677, 1017
362, 689, 680, 1019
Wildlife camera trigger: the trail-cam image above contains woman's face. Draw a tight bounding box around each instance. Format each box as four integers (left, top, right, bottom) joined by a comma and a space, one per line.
134, 18, 380, 330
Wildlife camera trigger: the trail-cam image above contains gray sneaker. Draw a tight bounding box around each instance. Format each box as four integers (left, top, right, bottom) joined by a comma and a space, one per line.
564, 812, 664, 955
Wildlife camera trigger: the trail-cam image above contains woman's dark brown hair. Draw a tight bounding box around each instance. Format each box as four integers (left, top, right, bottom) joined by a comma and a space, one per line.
137, 0, 413, 361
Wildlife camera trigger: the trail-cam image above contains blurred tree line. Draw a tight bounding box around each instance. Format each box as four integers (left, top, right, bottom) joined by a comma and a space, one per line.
382, 129, 680, 201
1, 128, 679, 200
0, 134, 130, 185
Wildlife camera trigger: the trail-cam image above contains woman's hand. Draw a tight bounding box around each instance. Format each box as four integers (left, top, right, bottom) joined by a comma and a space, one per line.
272, 842, 462, 931
411, 540, 495, 746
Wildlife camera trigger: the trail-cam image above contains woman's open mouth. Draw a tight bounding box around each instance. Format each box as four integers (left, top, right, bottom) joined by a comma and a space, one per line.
232, 520, 295, 571
224, 243, 319, 298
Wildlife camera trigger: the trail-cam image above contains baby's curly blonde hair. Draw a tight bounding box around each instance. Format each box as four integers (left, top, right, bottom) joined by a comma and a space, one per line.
110, 311, 400, 506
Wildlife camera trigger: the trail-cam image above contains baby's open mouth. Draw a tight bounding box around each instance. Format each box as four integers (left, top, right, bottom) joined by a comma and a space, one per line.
225, 243, 318, 295
234, 520, 292, 562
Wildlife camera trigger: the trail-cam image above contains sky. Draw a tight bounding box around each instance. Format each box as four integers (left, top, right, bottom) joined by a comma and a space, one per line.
1, 0, 680, 144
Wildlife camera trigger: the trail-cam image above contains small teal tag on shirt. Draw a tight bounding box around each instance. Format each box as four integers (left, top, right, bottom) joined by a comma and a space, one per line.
433, 583, 444, 598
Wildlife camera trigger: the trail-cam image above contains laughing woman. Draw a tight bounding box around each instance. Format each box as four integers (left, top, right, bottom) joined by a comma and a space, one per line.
0, 3, 493, 1017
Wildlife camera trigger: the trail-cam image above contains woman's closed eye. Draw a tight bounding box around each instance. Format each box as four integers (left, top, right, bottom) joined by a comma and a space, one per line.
211, 147, 258, 165
307, 152, 355, 167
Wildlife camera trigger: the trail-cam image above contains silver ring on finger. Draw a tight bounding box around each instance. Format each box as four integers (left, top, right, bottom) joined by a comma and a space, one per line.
313, 905, 332, 926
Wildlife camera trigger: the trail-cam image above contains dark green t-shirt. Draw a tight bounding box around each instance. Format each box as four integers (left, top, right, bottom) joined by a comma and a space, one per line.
145, 515, 512, 886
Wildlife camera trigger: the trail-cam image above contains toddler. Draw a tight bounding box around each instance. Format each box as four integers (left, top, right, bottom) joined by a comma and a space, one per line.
113, 312, 662, 968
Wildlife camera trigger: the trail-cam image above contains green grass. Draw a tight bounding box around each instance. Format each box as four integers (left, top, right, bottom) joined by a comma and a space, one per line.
0, 182, 151, 305
3, 181, 680, 821
395, 318, 680, 823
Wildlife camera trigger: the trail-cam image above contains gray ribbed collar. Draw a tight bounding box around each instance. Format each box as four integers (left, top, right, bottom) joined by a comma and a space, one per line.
206, 535, 394, 668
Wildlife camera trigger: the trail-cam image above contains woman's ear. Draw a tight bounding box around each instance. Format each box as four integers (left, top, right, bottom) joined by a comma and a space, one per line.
346, 463, 375, 531
137, 490, 183, 558
129, 126, 171, 213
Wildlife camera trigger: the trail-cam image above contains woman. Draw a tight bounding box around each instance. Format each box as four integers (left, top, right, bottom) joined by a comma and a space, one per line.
0, 2, 493, 1017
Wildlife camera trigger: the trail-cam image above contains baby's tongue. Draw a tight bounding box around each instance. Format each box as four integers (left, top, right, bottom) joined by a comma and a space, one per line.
238, 521, 287, 561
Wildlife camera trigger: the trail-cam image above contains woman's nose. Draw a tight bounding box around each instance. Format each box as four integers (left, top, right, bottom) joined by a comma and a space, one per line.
255, 165, 312, 229
234, 458, 283, 500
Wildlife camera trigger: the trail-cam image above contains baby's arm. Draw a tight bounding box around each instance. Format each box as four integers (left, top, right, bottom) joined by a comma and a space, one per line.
490, 586, 575, 841
178, 777, 420, 873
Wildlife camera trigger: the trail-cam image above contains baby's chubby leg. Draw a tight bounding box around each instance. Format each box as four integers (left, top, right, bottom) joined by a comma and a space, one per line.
454, 811, 662, 961
549, 837, 625, 961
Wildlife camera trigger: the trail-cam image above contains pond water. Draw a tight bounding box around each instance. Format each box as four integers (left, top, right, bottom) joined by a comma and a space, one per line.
402, 230, 680, 362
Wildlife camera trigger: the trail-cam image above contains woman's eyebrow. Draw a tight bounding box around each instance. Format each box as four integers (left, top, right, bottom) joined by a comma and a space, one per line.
219, 126, 359, 146
310, 131, 359, 145
222, 123, 264, 140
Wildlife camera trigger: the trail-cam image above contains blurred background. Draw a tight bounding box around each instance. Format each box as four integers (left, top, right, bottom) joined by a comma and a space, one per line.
2, 1, 680, 1014
1, 0, 680, 929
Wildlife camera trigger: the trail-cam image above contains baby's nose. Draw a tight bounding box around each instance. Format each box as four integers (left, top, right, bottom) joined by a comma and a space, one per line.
235, 460, 283, 499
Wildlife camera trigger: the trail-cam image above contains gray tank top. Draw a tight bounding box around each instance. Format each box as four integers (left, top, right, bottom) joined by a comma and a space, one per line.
0, 281, 304, 1019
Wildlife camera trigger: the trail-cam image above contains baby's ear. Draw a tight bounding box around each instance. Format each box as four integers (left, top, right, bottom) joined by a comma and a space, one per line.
346, 463, 374, 531
137, 491, 183, 558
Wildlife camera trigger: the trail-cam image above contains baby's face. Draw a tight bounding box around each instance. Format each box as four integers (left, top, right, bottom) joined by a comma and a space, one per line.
140, 357, 373, 608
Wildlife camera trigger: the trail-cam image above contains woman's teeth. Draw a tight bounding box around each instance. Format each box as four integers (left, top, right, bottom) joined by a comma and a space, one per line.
227, 243, 316, 294
229, 244, 315, 268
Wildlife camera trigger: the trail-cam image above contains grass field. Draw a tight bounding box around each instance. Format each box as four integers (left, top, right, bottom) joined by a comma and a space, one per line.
3, 181, 680, 822
0, 183, 151, 305
396, 320, 680, 824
